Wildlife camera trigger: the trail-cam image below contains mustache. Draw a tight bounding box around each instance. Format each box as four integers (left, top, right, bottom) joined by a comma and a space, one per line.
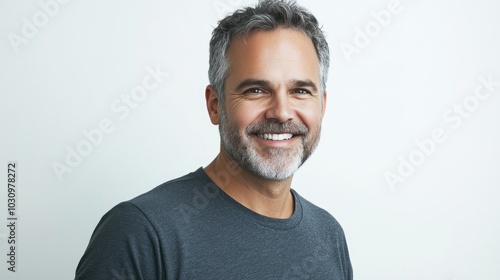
246, 120, 308, 135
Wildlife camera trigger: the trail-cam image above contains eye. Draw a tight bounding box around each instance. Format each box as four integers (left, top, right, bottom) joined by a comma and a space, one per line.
244, 88, 265, 94
293, 88, 311, 95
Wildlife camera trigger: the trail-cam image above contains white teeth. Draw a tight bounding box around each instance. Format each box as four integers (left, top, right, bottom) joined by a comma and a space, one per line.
257, 133, 293, 141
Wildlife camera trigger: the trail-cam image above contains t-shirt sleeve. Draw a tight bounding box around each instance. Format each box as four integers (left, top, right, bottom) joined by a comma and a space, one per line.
340, 228, 353, 280
75, 202, 163, 280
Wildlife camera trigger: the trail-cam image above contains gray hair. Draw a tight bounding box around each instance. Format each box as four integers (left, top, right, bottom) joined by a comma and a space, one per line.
209, 0, 330, 103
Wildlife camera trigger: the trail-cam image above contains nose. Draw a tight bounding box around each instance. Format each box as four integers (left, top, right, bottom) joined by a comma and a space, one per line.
264, 91, 293, 123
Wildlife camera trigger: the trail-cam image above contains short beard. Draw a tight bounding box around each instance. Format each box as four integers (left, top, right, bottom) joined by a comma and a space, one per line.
218, 106, 321, 181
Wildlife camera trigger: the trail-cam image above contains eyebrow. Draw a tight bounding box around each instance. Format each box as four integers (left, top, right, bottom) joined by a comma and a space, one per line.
235, 79, 272, 92
234, 78, 318, 93
290, 79, 318, 92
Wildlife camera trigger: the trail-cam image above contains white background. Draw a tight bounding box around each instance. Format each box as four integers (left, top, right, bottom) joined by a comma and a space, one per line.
1, 0, 499, 279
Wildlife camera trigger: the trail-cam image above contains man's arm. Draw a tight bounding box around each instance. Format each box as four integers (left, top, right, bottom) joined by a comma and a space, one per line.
75, 202, 163, 279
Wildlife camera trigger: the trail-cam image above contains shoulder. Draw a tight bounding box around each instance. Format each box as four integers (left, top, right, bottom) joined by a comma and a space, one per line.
293, 190, 345, 232
292, 190, 353, 278
128, 168, 210, 213
76, 201, 163, 279
106, 167, 217, 229
76, 169, 208, 279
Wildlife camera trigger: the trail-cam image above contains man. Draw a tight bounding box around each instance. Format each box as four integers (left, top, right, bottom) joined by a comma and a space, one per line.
75, 1, 352, 279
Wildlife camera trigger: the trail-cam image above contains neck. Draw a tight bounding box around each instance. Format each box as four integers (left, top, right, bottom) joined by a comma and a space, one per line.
204, 151, 295, 219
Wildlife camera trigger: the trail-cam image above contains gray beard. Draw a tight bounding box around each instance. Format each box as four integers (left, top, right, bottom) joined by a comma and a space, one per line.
218, 108, 321, 181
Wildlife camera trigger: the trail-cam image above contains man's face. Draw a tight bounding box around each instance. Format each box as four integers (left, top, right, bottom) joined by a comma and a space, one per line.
218, 28, 326, 181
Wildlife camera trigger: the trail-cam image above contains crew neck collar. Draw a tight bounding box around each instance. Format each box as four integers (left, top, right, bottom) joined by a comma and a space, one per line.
194, 167, 303, 230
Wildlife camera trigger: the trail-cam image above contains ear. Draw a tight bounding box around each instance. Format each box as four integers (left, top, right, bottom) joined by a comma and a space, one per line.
321, 91, 327, 118
205, 85, 220, 125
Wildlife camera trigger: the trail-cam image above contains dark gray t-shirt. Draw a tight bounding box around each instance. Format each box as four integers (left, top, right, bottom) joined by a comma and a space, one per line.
75, 168, 352, 279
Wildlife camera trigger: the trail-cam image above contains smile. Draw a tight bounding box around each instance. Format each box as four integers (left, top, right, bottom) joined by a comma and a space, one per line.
256, 133, 294, 141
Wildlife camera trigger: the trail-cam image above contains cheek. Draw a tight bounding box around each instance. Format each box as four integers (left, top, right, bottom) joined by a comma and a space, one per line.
227, 103, 263, 129
295, 102, 323, 128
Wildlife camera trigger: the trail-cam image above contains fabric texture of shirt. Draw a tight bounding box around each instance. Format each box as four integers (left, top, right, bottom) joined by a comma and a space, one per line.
75, 168, 353, 279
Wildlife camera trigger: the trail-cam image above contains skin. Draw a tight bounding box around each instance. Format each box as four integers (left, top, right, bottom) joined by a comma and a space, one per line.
204, 28, 327, 219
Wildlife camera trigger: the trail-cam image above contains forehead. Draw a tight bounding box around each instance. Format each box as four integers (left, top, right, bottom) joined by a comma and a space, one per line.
226, 28, 320, 85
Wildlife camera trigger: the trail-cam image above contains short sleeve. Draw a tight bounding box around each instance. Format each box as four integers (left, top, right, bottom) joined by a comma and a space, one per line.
340, 229, 353, 280
75, 202, 163, 280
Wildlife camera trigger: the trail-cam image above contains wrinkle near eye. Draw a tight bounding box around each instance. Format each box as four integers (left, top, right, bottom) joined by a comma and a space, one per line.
226, 90, 251, 109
